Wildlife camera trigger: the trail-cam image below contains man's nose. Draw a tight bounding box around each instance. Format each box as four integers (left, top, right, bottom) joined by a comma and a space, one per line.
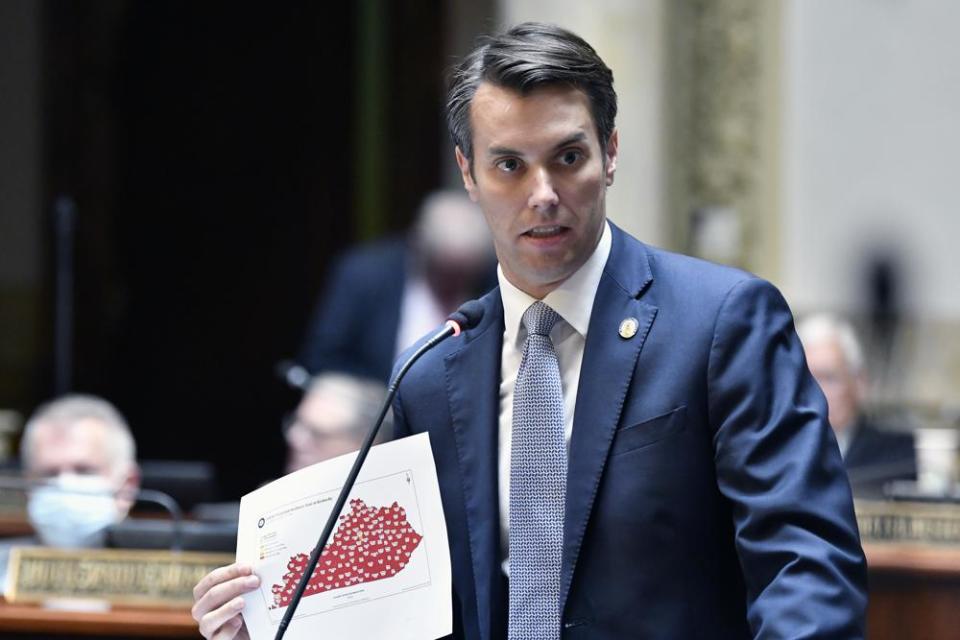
527, 167, 559, 212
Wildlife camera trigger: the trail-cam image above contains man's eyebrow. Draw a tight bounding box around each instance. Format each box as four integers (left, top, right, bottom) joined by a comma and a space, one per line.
554, 132, 588, 149
487, 145, 522, 157
486, 133, 589, 158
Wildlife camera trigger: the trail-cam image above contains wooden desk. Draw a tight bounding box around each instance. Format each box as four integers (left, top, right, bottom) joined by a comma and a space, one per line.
0, 514, 32, 538
864, 543, 960, 640
0, 598, 199, 638
0, 543, 951, 638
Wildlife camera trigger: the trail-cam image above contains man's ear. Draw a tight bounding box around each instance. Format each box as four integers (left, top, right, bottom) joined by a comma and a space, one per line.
455, 146, 479, 202
604, 129, 619, 186
115, 463, 142, 518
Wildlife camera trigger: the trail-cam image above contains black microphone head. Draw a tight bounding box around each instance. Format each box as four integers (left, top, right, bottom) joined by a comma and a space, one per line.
275, 360, 311, 391
448, 299, 485, 331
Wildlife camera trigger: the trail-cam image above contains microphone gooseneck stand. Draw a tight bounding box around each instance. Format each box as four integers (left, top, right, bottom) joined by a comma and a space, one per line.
134, 488, 186, 552
274, 300, 484, 640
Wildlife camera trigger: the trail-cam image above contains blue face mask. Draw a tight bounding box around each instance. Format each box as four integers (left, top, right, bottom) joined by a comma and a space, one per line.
27, 474, 121, 549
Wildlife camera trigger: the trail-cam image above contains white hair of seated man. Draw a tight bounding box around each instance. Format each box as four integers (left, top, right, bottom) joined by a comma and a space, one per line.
796, 313, 868, 437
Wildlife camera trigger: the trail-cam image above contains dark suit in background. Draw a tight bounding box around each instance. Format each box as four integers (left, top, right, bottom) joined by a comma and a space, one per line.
845, 419, 916, 498
299, 239, 407, 382
298, 234, 497, 383
393, 224, 867, 639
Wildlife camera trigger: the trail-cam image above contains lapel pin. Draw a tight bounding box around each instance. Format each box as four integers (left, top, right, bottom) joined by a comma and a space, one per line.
619, 317, 639, 339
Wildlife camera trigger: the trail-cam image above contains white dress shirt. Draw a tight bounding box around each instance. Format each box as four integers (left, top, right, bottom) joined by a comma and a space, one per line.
497, 221, 612, 567
394, 275, 448, 359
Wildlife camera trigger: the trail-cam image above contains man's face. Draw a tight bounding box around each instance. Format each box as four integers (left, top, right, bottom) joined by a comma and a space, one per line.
28, 419, 115, 480
456, 83, 618, 298
27, 418, 139, 514
805, 339, 864, 435
284, 391, 364, 473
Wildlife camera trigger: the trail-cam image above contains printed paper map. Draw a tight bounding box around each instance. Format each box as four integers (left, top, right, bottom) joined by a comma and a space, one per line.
270, 498, 423, 608
236, 433, 451, 640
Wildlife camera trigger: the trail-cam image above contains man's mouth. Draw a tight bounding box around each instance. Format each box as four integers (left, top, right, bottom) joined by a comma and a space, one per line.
523, 225, 568, 239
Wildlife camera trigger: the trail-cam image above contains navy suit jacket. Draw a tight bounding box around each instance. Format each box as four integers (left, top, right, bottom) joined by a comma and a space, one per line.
392, 224, 867, 639
299, 239, 408, 382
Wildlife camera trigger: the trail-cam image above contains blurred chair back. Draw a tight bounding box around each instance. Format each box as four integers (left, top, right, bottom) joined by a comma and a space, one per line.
139, 459, 217, 512
106, 519, 237, 553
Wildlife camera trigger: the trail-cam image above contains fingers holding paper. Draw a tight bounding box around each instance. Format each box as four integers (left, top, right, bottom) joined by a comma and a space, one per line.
192, 562, 260, 640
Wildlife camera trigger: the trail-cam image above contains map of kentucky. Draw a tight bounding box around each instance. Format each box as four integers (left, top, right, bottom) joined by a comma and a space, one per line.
271, 499, 423, 609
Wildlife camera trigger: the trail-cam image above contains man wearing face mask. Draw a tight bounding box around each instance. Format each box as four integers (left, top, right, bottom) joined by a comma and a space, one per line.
0, 394, 140, 583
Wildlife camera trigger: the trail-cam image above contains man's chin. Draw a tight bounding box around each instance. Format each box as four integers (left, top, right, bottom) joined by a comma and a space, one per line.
508, 267, 577, 298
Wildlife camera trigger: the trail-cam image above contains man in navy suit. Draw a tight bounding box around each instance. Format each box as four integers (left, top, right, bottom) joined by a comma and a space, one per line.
191, 22, 866, 640
391, 22, 866, 639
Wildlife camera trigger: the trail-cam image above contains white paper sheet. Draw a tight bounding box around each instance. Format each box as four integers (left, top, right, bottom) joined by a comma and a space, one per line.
237, 433, 451, 640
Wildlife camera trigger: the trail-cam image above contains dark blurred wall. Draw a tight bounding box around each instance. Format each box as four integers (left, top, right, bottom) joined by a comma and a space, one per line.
110, 2, 361, 497
6, 0, 448, 498
0, 0, 43, 418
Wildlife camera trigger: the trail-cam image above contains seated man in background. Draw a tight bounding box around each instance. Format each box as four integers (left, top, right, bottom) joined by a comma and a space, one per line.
797, 313, 916, 496
21, 394, 141, 547
283, 373, 389, 474
190, 373, 388, 527
298, 189, 495, 382
0, 394, 140, 582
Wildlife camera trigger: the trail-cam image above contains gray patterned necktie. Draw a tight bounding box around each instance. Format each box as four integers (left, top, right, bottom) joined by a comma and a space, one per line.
508, 301, 566, 640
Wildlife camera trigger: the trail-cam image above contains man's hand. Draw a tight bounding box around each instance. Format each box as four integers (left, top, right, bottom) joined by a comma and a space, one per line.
192, 563, 260, 639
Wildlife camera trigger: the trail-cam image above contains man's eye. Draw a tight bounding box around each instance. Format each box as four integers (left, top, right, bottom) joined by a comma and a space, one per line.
496, 158, 521, 173
560, 150, 583, 165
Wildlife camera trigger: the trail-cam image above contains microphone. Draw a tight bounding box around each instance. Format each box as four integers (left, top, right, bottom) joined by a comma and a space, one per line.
445, 299, 485, 337
130, 488, 186, 552
274, 300, 484, 640
274, 359, 311, 391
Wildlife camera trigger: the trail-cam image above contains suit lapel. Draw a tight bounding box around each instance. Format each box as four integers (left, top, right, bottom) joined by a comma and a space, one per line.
444, 293, 505, 640
560, 224, 658, 613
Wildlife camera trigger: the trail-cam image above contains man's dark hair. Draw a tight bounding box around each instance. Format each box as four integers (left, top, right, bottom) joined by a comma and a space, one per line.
446, 22, 617, 167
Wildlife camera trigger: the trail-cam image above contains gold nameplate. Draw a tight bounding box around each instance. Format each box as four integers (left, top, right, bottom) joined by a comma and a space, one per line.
856, 499, 960, 545
6, 547, 233, 608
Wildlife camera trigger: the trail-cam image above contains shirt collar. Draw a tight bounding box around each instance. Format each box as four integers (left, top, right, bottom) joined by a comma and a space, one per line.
499, 220, 612, 344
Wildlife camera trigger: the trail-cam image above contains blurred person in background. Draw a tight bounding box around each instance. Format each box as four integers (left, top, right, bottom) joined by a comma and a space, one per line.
0, 394, 140, 581
283, 373, 389, 474
190, 373, 389, 527
798, 313, 916, 497
298, 189, 495, 382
